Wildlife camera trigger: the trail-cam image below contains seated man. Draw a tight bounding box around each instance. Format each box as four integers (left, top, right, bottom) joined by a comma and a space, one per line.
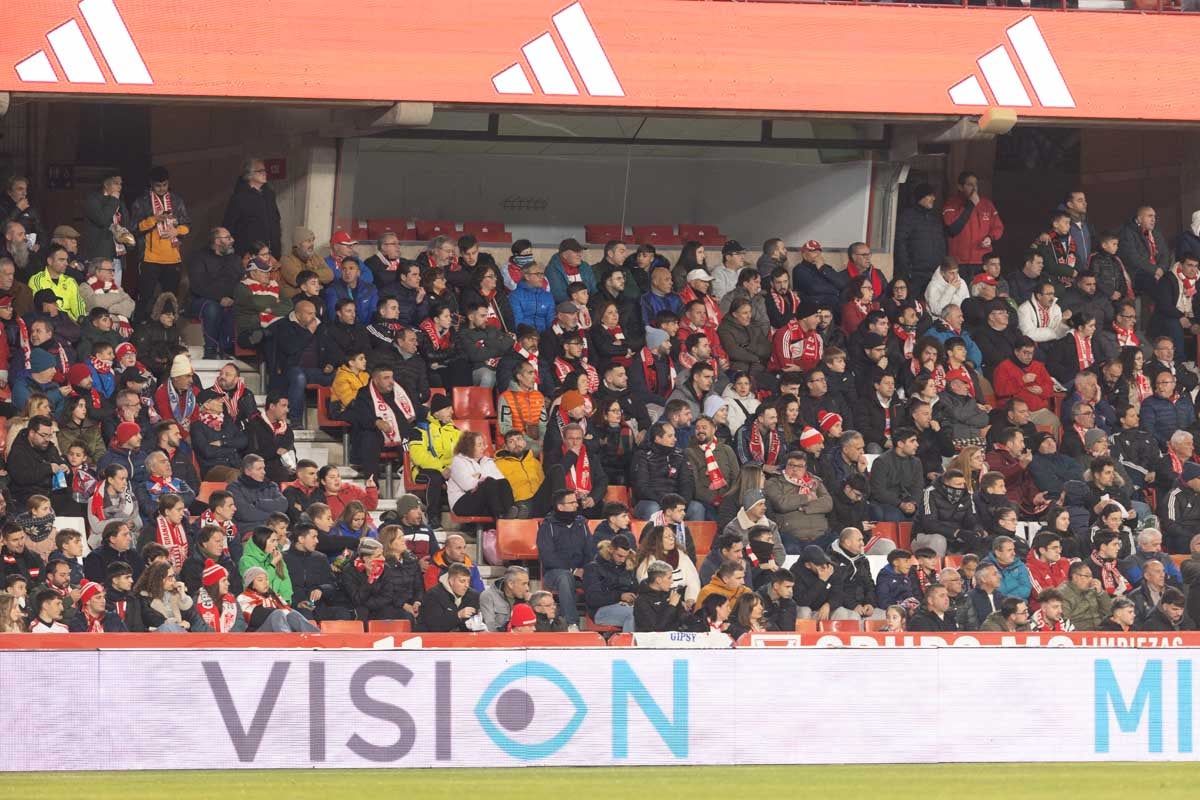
699, 532, 746, 586
764, 450, 832, 553
955, 562, 1003, 631
991, 336, 1061, 434
867, 428, 924, 522
735, 404, 789, 475
283, 523, 353, 621
245, 393, 297, 483
1135, 587, 1193, 632
1141, 370, 1196, 449
1017, 280, 1070, 344
907, 583, 957, 632
631, 421, 705, 521
535, 491, 592, 630
190, 388, 248, 481
408, 394, 460, 526
756, 568, 798, 632
980, 596, 1031, 632
345, 365, 423, 482
582, 532, 637, 632
1121, 528, 1184, 587
695, 558, 752, 607
1058, 560, 1113, 631
494, 429, 550, 518
985, 427, 1048, 517
1088, 530, 1131, 596
181, 524, 243, 598
479, 565, 532, 633
416, 562, 482, 633
135, 450, 198, 521
828, 527, 886, 622
1029, 588, 1075, 632
915, 468, 982, 557
1026, 531, 1070, 608
227, 455, 290, 532
792, 545, 855, 621
633, 559, 688, 633
980, 535, 1032, 601
1129, 559, 1170, 625
543, 423, 608, 519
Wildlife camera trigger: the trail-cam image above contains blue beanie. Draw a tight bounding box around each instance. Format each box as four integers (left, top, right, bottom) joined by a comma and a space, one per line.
29, 348, 56, 374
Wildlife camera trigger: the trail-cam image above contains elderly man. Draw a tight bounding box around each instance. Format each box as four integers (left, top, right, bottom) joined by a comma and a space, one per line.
1118, 205, 1170, 292
1121, 528, 1184, 587
222, 156, 281, 258
479, 565, 532, 632
362, 230, 404, 293
1017, 280, 1071, 344
955, 561, 1003, 630
186, 227, 242, 358
82, 173, 132, 283
234, 255, 292, 348
279, 226, 332, 295
828, 527, 887, 621
135, 450, 198, 520
1141, 371, 1196, 450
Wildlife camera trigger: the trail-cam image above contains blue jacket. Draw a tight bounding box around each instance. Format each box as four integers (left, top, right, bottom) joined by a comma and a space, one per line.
97, 445, 147, 486
67, 609, 128, 632
981, 552, 1033, 601
546, 253, 597, 304
876, 564, 919, 608
87, 362, 116, 399
510, 281, 556, 332
639, 291, 683, 328
323, 280, 378, 324
1141, 394, 1195, 447
536, 514, 591, 572
12, 375, 66, 416
325, 254, 372, 284
1120, 550, 1184, 587
792, 261, 847, 309
927, 323, 983, 370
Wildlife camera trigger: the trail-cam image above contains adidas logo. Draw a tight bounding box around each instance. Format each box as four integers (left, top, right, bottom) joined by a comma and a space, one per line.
947, 16, 1073, 110
492, 2, 623, 97
14, 0, 152, 85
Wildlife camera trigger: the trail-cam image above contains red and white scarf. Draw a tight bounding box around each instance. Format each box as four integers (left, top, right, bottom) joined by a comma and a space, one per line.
420, 318, 453, 350
1175, 263, 1196, 299
554, 357, 599, 393
1169, 448, 1185, 479
243, 278, 283, 327
681, 285, 721, 325
748, 424, 781, 465
893, 324, 917, 359
150, 191, 178, 244
1142, 226, 1159, 265
605, 324, 625, 347
1113, 323, 1139, 349
789, 326, 824, 371
354, 556, 385, 585
770, 289, 798, 317
238, 589, 290, 623
155, 515, 189, 572
88, 482, 128, 524
783, 468, 816, 495
198, 409, 224, 432
514, 342, 538, 366
563, 447, 593, 494
911, 359, 946, 393
1034, 300, 1050, 328
1031, 609, 1074, 632
1132, 371, 1152, 402
1049, 231, 1076, 269
214, 377, 247, 419
640, 347, 676, 395
199, 509, 237, 555
80, 608, 107, 633
1073, 332, 1094, 370
370, 381, 416, 448
1090, 554, 1129, 596
16, 318, 68, 375
197, 588, 239, 632
700, 439, 727, 492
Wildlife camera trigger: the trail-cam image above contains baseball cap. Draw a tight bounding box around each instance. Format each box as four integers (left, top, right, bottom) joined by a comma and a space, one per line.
558, 238, 587, 253
721, 240, 746, 256
330, 231, 357, 246
801, 240, 822, 252
686, 268, 715, 283
971, 273, 998, 286
801, 545, 831, 566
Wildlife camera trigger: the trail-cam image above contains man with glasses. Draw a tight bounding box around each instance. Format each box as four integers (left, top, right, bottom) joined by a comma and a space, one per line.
844, 242, 888, 299
222, 156, 281, 259
1096, 301, 1151, 364
187, 227, 242, 359
1145, 335, 1199, 396
7, 415, 69, 508
528, 590, 567, 632
510, 260, 555, 332
1142, 371, 1196, 448
363, 230, 403, 295
1018, 280, 1070, 347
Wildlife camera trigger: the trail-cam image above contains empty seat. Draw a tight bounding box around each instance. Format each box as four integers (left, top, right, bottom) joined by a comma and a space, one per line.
793, 619, 817, 633
366, 218, 410, 240
689, 521, 717, 560
818, 619, 862, 632
367, 620, 412, 634
458, 419, 495, 454
349, 219, 371, 242
632, 225, 680, 246
462, 221, 512, 243
603, 485, 631, 506
319, 620, 365, 633
452, 386, 497, 419
497, 519, 540, 560
197, 481, 228, 504
584, 224, 626, 244
677, 224, 727, 246
415, 219, 458, 240
864, 619, 889, 632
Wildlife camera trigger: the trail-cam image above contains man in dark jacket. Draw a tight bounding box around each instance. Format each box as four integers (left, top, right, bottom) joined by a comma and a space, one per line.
222, 159, 282, 258
590, 267, 645, 352
1164, 463, 1200, 554
318, 299, 374, 372
7, 415, 69, 507
907, 584, 958, 632
1, 526, 46, 583
828, 527, 882, 621
1117, 206, 1170, 293
757, 569, 798, 632
66, 580, 128, 632
82, 173, 131, 263
459, 301, 516, 388
83, 521, 145, 584
416, 562, 481, 632
191, 388, 248, 477
537, 490, 593, 629
228, 455, 290, 531
181, 525, 243, 598
791, 241, 846, 312
246, 393, 297, 483
868, 428, 924, 522
893, 183, 946, 295
582, 533, 637, 632
1135, 587, 1193, 632
631, 421, 703, 521
916, 469, 983, 557
187, 227, 242, 358
633, 561, 686, 632
345, 365, 425, 480
793, 545, 853, 620
955, 561, 1003, 630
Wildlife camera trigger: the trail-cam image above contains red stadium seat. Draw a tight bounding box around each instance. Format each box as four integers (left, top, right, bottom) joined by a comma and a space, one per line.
402, 452, 427, 499
197, 481, 227, 504
320, 620, 365, 633
632, 225, 680, 246
453, 386, 497, 419
690, 521, 717, 560
603, 485, 631, 506
497, 519, 540, 560
366, 218, 410, 240
677, 224, 727, 246
584, 224, 626, 244
794, 619, 817, 633
944, 555, 963, 569
864, 619, 889, 632
462, 221, 512, 243
458, 419, 494, 455
872, 522, 913, 550
819, 620, 862, 632
607, 633, 635, 646
415, 220, 458, 240
367, 620, 412, 634
349, 219, 371, 242
585, 615, 622, 634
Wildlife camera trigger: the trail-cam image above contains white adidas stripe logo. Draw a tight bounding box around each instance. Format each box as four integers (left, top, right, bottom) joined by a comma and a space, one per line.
14, 0, 152, 85
948, 16, 1073, 109
492, 2, 623, 97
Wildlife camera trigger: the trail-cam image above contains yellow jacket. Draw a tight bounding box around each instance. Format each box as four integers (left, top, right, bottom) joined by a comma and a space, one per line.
134, 191, 190, 265
494, 448, 545, 503
27, 270, 86, 320
409, 415, 461, 478
330, 365, 368, 411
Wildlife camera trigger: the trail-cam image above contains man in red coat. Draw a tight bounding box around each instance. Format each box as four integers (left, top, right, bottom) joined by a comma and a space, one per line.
769, 300, 823, 373
1026, 531, 1070, 610
991, 336, 1060, 435
943, 170, 1004, 274
985, 426, 1048, 517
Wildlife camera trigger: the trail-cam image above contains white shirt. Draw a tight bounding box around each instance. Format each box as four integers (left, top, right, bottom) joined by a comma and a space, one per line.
1017, 298, 1069, 342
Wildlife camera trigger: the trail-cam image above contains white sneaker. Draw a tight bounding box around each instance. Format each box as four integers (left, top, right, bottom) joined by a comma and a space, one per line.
567, 624, 580, 633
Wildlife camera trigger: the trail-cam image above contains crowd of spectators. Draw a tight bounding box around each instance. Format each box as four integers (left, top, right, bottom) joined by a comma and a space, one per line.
1, 163, 1199, 638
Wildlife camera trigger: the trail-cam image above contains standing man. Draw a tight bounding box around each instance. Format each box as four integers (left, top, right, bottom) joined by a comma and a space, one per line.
0, 176, 44, 246
1058, 190, 1096, 266
893, 182, 946, 296
82, 173, 132, 285
1117, 205, 1170, 293
222, 156, 281, 259
131, 166, 190, 318
187, 228, 243, 359
943, 170, 1004, 276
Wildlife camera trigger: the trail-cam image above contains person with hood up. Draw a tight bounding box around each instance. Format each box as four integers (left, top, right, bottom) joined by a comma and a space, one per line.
893, 183, 947, 296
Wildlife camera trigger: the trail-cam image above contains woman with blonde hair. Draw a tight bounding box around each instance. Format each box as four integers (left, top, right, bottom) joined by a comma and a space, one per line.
634, 524, 700, 606
946, 445, 985, 492
0, 592, 25, 633
6, 393, 52, 455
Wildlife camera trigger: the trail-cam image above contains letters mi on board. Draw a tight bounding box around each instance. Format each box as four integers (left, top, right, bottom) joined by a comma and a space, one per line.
1095, 659, 1196, 755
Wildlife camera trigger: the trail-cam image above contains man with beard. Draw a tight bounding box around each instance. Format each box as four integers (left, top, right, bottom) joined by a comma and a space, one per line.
757, 237, 788, 279
3, 221, 41, 281
594, 362, 651, 432
0, 176, 44, 247
130, 166, 191, 320
187, 227, 243, 359
279, 226, 332, 296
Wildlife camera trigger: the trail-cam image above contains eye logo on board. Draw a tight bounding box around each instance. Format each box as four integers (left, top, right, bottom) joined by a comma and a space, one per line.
473, 660, 588, 760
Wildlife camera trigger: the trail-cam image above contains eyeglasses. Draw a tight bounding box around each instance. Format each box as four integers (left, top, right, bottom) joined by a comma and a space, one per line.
1117, 314, 1136, 320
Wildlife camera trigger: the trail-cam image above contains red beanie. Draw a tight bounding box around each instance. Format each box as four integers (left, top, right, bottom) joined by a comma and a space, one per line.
507, 603, 538, 631
798, 426, 823, 449
818, 411, 843, 434
67, 363, 92, 386
78, 579, 104, 607
202, 559, 228, 587
113, 421, 141, 448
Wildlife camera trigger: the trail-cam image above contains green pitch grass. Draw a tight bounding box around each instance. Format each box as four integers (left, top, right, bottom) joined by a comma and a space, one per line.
7, 764, 1195, 799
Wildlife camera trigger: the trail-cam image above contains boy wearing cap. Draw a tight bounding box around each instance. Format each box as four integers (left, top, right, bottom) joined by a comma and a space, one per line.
409, 395, 460, 524
547, 238, 596, 304
67, 579, 128, 632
